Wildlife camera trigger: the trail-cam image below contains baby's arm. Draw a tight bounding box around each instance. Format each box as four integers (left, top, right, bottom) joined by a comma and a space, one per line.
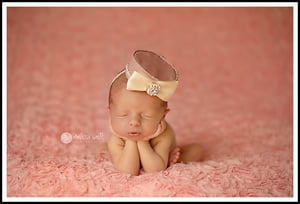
137, 124, 175, 173
107, 135, 140, 176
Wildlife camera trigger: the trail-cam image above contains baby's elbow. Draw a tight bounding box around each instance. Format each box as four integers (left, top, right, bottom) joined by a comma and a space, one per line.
126, 169, 140, 176
114, 164, 140, 176
143, 163, 167, 173
130, 170, 140, 176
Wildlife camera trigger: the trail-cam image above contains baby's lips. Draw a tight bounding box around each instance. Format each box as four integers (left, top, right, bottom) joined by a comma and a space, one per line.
127, 132, 141, 137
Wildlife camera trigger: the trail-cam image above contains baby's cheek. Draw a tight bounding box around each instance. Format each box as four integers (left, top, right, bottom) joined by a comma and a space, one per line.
143, 122, 159, 133
112, 120, 126, 133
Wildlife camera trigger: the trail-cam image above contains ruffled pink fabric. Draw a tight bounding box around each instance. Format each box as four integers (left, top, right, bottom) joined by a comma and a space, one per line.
7, 7, 293, 197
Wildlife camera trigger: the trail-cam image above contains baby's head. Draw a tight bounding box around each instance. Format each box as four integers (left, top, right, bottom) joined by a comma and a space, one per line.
109, 71, 167, 108
108, 50, 178, 140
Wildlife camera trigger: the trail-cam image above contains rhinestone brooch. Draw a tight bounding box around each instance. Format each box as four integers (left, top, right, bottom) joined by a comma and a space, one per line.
146, 82, 161, 96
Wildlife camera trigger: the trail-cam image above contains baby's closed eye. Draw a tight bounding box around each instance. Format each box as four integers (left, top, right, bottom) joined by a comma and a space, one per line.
141, 113, 154, 119
116, 113, 128, 118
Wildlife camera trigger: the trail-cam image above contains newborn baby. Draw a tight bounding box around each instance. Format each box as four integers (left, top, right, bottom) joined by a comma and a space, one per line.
107, 50, 203, 176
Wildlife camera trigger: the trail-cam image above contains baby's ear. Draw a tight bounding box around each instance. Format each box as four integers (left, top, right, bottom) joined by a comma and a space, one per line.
164, 108, 170, 117
108, 105, 113, 115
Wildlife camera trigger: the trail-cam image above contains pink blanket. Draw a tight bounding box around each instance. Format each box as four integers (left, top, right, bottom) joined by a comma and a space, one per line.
6, 7, 294, 198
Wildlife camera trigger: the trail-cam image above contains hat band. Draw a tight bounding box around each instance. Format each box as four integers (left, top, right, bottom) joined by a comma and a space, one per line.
125, 64, 178, 101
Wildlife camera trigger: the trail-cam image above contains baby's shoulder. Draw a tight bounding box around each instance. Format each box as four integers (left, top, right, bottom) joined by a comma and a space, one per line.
151, 121, 175, 144
165, 121, 175, 133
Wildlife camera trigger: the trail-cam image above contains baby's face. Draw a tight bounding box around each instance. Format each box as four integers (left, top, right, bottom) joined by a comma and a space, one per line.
109, 88, 167, 140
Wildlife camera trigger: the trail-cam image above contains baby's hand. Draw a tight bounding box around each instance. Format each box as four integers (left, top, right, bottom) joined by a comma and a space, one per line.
118, 135, 140, 142
141, 134, 157, 141
116, 133, 157, 142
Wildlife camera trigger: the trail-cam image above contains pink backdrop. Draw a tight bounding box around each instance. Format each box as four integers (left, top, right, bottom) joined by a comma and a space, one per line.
7, 7, 294, 197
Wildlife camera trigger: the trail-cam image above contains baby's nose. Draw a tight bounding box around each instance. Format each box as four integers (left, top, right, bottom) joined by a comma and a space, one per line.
129, 116, 141, 127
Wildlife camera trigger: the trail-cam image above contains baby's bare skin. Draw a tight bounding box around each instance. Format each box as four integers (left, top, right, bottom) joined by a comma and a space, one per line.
168, 147, 181, 166
107, 73, 203, 176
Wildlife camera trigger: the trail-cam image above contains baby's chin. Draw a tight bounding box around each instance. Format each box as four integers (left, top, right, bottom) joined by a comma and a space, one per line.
120, 131, 155, 141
